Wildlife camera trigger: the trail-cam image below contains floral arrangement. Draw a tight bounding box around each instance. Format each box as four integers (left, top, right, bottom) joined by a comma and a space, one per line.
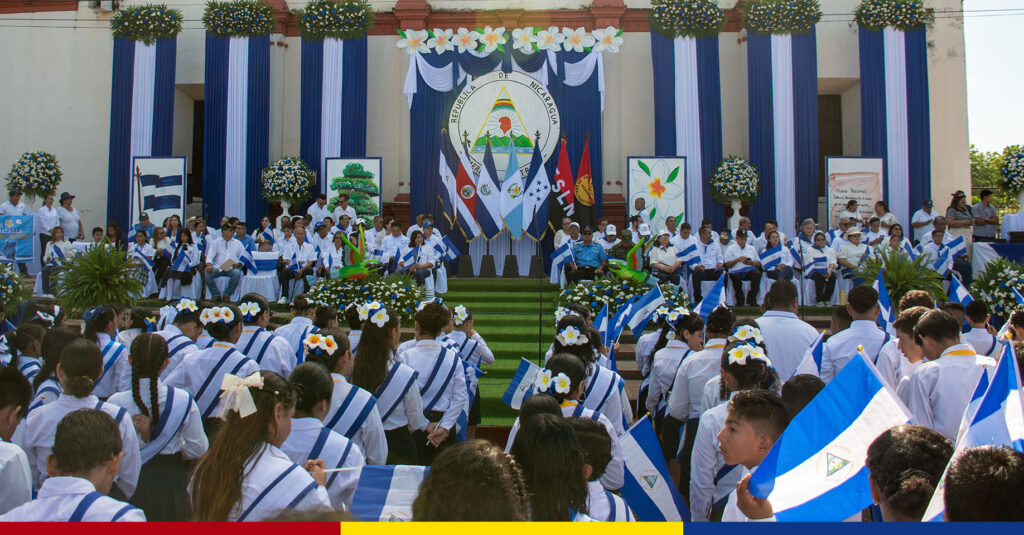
295, 0, 374, 41
54, 243, 144, 316
5, 151, 62, 199
261, 157, 314, 204
971, 258, 1024, 317
743, 0, 822, 35
110, 4, 184, 44
1000, 146, 1024, 195
203, 0, 276, 38
650, 0, 724, 38
397, 26, 623, 55
556, 278, 688, 317
709, 156, 761, 204
308, 273, 424, 323
855, 0, 932, 32
0, 262, 28, 317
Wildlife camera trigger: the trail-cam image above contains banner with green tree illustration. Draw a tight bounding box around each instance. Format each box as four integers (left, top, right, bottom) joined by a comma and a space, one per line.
325, 157, 382, 220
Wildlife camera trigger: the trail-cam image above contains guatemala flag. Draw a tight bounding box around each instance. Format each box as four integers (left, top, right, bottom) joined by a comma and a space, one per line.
948, 275, 975, 307
872, 271, 896, 335
627, 285, 667, 334
693, 273, 726, 319
922, 341, 1024, 521
349, 465, 429, 522
502, 358, 542, 410
619, 416, 690, 521
748, 354, 911, 521
500, 137, 526, 240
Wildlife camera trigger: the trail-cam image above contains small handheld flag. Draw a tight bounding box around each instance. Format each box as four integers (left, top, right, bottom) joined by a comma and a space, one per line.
501, 358, 542, 410
349, 465, 429, 522
619, 416, 691, 521
693, 273, 726, 319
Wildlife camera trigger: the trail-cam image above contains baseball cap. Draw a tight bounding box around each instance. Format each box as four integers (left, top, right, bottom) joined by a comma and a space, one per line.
139, 212, 149, 221
658, 229, 671, 238
736, 229, 748, 238
605, 224, 617, 235
569, 222, 580, 229
638, 223, 651, 236
923, 199, 933, 207
59, 192, 75, 201
582, 226, 594, 235
314, 221, 326, 230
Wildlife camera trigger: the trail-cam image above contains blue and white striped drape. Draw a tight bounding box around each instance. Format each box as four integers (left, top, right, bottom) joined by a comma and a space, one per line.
107, 37, 177, 230
203, 35, 270, 225
300, 37, 368, 196
859, 27, 930, 227
650, 33, 724, 230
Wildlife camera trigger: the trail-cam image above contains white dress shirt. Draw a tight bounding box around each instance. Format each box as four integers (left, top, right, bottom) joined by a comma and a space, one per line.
205, 237, 246, 270
280, 417, 364, 510
667, 339, 728, 421
646, 341, 692, 415
0, 441, 31, 514
962, 327, 1002, 357
0, 476, 145, 521
400, 340, 469, 431
837, 242, 870, 267
106, 379, 208, 459
56, 206, 81, 239
911, 208, 940, 242
690, 394, 746, 522
332, 205, 358, 224
284, 241, 318, 266
649, 245, 678, 269
272, 235, 297, 256
755, 311, 819, 380
671, 233, 699, 255
94, 332, 131, 399
234, 326, 296, 378
273, 317, 318, 358
328, 373, 387, 465
724, 242, 760, 270
634, 331, 661, 378
156, 324, 200, 380
380, 361, 425, 432
380, 234, 406, 262
35, 205, 59, 236
801, 246, 838, 272
230, 443, 332, 521
697, 240, 724, 269
306, 203, 332, 226
586, 480, 635, 521
819, 320, 889, 383
0, 200, 26, 216
898, 343, 996, 441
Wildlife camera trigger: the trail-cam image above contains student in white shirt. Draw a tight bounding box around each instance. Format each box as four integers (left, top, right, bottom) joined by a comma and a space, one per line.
306, 193, 332, 226
4, 323, 44, 384
0, 367, 33, 515
319, 231, 347, 278
274, 295, 320, 360
571, 418, 635, 522
910, 199, 940, 243
819, 285, 889, 383
82, 305, 131, 399
877, 306, 931, 391
165, 230, 201, 300
235, 294, 296, 377
281, 362, 365, 510
837, 199, 863, 227
692, 226, 725, 303
277, 226, 318, 303
962, 301, 1003, 357
26, 327, 80, 415
308, 221, 333, 256
2, 409, 146, 521
724, 230, 762, 306
509, 412, 596, 521
189, 370, 331, 521
400, 230, 437, 289
646, 310, 704, 420
756, 280, 819, 380
272, 223, 297, 257
204, 225, 246, 301
128, 230, 159, 298
349, 303, 424, 465
803, 232, 838, 306
18, 339, 141, 499
449, 305, 494, 434
154, 299, 203, 380
107, 333, 208, 521
633, 315, 664, 379
863, 425, 953, 521
672, 220, 699, 255
898, 309, 996, 441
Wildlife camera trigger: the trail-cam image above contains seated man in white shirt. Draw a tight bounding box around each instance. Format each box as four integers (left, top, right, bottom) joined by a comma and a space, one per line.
277, 226, 318, 304
723, 230, 762, 307
597, 224, 620, 251
692, 227, 725, 303
203, 224, 246, 301
672, 221, 699, 255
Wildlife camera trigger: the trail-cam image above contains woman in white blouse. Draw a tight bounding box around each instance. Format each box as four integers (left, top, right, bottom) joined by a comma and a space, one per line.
648, 230, 680, 284
400, 230, 436, 287
802, 232, 838, 306
837, 199, 863, 228
319, 231, 346, 278
56, 192, 83, 241
873, 201, 898, 231
36, 193, 59, 265
40, 226, 73, 297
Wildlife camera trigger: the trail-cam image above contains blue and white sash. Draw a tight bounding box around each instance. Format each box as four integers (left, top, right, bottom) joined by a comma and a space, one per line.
583, 366, 623, 418
98, 339, 126, 385
28, 377, 62, 412
306, 426, 356, 489
236, 461, 319, 522
165, 334, 198, 362
325, 384, 378, 439
95, 400, 128, 426
194, 345, 253, 418
18, 358, 41, 382
604, 490, 632, 522
294, 325, 320, 363
238, 328, 277, 367
374, 363, 419, 422
49, 243, 68, 266
419, 348, 461, 414
569, 403, 603, 421
67, 492, 137, 522
457, 336, 485, 368
140, 386, 193, 464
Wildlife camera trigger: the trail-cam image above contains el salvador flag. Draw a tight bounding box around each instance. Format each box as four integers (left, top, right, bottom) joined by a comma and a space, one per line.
759, 244, 784, 271
676, 242, 701, 267
627, 286, 666, 334
948, 275, 974, 307
872, 271, 896, 335
748, 353, 911, 520
619, 416, 691, 521
502, 358, 542, 410
922, 341, 1024, 522
693, 273, 726, 319
349, 465, 429, 522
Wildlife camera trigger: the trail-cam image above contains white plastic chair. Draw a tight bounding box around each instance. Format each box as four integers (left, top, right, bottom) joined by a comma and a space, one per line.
238, 252, 281, 301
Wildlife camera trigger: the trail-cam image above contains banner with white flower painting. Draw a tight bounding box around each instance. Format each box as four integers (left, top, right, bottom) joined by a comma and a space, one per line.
627, 157, 686, 233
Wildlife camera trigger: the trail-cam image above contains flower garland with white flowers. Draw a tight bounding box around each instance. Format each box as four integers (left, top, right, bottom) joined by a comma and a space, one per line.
0, 263, 28, 317
556, 279, 688, 318
261, 157, 314, 204
855, 0, 932, 32
110, 4, 184, 44
650, 0, 724, 38
709, 156, 761, 205
743, 0, 822, 36
1000, 145, 1024, 195
309, 273, 424, 323
5, 151, 62, 199
971, 258, 1024, 317
203, 0, 275, 38
396, 26, 624, 55
296, 0, 374, 41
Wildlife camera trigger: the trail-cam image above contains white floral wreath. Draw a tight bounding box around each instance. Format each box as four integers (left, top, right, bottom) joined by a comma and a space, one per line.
554, 306, 579, 323
200, 307, 235, 325
364, 303, 390, 329
176, 298, 198, 313
453, 305, 469, 326
303, 333, 338, 356
238, 301, 262, 322
556, 325, 589, 346
357, 301, 382, 322
729, 325, 765, 346
534, 369, 572, 395
726, 345, 771, 367
666, 306, 691, 325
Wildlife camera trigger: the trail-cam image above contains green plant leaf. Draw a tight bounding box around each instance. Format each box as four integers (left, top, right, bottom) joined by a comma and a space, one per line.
854, 247, 946, 307
637, 160, 651, 176
54, 241, 146, 317
666, 166, 680, 183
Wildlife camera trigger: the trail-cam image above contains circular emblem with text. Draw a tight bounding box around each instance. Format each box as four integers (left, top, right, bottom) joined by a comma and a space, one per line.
448, 71, 560, 178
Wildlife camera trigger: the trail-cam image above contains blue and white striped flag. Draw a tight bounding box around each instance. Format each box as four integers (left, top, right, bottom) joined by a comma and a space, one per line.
239, 248, 256, 272
261, 226, 274, 244
608, 297, 637, 348
902, 240, 920, 259
594, 303, 610, 347
401, 246, 419, 267
627, 285, 666, 334
1015, 287, 1024, 305
922, 341, 1023, 521
350, 465, 429, 522
619, 415, 690, 521
785, 240, 803, 269
676, 242, 700, 267
946, 235, 967, 258
872, 271, 895, 335
749, 353, 911, 520
932, 248, 951, 276
550, 241, 574, 273
791, 331, 826, 379
759, 244, 784, 271
288, 254, 301, 275
693, 273, 726, 320
804, 255, 828, 277
441, 236, 460, 262
948, 275, 975, 307
501, 358, 542, 410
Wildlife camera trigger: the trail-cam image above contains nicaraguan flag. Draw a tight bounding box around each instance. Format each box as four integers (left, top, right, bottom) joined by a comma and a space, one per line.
805, 254, 828, 277
502, 358, 542, 410
948, 275, 975, 307
694, 273, 726, 319
946, 235, 967, 258
786, 240, 803, 269
402, 246, 419, 264
349, 465, 429, 522
922, 341, 1023, 521
239, 248, 256, 272
594, 303, 610, 347
619, 415, 690, 521
441, 236, 460, 262
627, 285, 666, 334
608, 297, 637, 348
676, 242, 701, 267
872, 271, 895, 335
438, 135, 459, 223
261, 226, 274, 244
759, 244, 784, 271
500, 137, 526, 240
748, 354, 911, 520
792, 331, 826, 378
253, 251, 278, 274
932, 247, 950, 276
475, 138, 503, 239
825, 229, 841, 246
288, 254, 301, 275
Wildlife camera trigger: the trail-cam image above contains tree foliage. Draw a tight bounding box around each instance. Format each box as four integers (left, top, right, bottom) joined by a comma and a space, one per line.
971, 144, 1020, 212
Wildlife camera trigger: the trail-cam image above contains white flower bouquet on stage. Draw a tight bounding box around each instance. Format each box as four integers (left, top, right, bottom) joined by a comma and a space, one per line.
972, 257, 1024, 318
262, 157, 314, 215
0, 262, 28, 317
5, 151, 62, 199
649, 0, 724, 38
1000, 146, 1024, 206
556, 278, 688, 318
855, 0, 932, 32
308, 273, 424, 323
709, 156, 760, 229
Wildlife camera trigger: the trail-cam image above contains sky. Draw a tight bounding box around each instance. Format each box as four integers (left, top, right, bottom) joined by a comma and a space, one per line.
964, 0, 1024, 152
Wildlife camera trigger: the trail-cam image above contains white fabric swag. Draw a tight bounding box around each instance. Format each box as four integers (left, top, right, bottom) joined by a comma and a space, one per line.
321, 38, 345, 194
771, 34, 797, 238
224, 37, 250, 219
883, 27, 911, 227
129, 41, 156, 216
672, 36, 703, 226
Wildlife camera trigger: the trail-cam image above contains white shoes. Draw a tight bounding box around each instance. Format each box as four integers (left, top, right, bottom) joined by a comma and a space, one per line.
277, 297, 288, 305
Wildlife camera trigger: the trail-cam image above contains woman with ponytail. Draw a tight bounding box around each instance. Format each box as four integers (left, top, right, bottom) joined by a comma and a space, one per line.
689, 323, 780, 522
82, 305, 131, 399
646, 309, 704, 464
349, 302, 423, 465
19, 339, 141, 500
189, 371, 331, 521
3, 323, 45, 382
281, 361, 365, 510
27, 327, 81, 413
164, 304, 259, 436
108, 333, 207, 520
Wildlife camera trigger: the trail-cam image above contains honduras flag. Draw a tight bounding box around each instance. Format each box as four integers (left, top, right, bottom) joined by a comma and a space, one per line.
475, 138, 503, 239
872, 271, 896, 336
922, 341, 1024, 522
693, 273, 726, 320
948, 275, 975, 307
502, 358, 542, 410
676, 242, 701, 268
500, 137, 526, 240
350, 465, 429, 521
759, 244, 784, 271
627, 285, 666, 334
748, 353, 911, 520
522, 137, 552, 240
619, 416, 691, 521
792, 331, 826, 378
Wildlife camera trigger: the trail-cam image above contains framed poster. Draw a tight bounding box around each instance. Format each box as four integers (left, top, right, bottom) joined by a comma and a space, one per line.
325, 157, 382, 221
825, 157, 884, 229
626, 156, 686, 232
131, 156, 186, 231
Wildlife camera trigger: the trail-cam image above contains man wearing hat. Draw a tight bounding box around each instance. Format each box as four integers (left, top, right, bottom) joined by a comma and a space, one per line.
836, 228, 870, 284
723, 229, 763, 306
559, 221, 582, 247
566, 226, 608, 283
911, 198, 940, 245
609, 227, 634, 260
130, 212, 157, 242
308, 221, 333, 253
597, 224, 620, 251
56, 192, 83, 242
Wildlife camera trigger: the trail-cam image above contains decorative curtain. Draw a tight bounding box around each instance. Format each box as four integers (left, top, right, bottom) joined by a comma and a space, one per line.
746, 30, 819, 234
300, 36, 368, 196
650, 32, 724, 230
859, 27, 930, 226
107, 37, 177, 230
203, 34, 270, 225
